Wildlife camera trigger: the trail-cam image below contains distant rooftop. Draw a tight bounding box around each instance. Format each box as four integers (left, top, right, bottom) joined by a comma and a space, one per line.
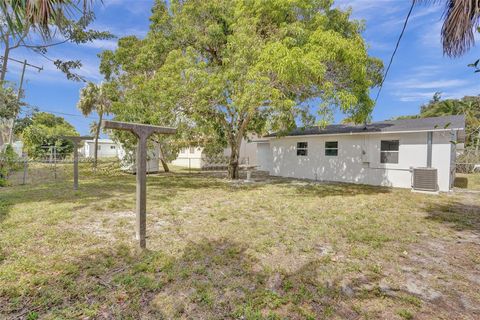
84, 138, 116, 143
265, 115, 465, 138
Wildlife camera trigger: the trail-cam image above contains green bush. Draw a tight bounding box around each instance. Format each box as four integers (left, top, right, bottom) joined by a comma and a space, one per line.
0, 144, 21, 186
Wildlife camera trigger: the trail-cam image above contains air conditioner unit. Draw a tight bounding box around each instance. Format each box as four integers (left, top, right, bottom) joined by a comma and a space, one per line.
412, 168, 438, 192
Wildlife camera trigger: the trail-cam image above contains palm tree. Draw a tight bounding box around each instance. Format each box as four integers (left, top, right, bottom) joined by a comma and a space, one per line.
417, 0, 480, 57
1, 0, 92, 37
77, 82, 114, 167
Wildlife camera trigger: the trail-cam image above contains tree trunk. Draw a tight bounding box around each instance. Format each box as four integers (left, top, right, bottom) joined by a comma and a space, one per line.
227, 141, 240, 179
160, 158, 169, 172
94, 112, 103, 168
157, 142, 169, 172
1, 41, 10, 82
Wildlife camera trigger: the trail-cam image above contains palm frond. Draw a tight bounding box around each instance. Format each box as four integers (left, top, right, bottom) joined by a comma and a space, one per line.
416, 0, 480, 57
1, 0, 94, 38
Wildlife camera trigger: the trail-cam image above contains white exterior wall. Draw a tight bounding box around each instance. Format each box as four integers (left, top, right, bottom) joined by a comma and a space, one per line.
265, 131, 454, 191
171, 147, 205, 169
171, 138, 257, 168
257, 142, 272, 172
221, 138, 257, 165
83, 140, 119, 158
117, 143, 160, 173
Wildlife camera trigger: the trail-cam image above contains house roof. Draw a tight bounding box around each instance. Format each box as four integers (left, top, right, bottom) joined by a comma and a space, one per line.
265, 115, 465, 138
84, 139, 116, 144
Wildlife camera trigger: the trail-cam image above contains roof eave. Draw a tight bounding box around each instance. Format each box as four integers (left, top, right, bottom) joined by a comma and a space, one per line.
263, 127, 465, 139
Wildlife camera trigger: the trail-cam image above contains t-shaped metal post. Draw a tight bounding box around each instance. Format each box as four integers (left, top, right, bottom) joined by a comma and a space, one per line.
62, 136, 94, 190
102, 120, 176, 248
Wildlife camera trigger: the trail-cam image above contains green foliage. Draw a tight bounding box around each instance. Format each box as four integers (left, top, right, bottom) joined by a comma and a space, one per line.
77, 81, 118, 165
103, 0, 382, 178
0, 83, 21, 119
0, 144, 20, 186
21, 112, 79, 159
424, 94, 479, 147
396, 93, 480, 148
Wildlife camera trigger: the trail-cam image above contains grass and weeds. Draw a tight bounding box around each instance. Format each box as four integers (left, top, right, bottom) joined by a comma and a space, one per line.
0, 164, 479, 319
455, 172, 480, 191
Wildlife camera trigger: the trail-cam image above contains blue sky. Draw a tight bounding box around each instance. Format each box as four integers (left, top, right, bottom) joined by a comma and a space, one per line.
3, 0, 479, 135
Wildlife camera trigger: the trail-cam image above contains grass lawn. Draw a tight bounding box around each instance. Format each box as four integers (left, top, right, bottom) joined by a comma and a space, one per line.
455, 173, 480, 191
1, 165, 479, 319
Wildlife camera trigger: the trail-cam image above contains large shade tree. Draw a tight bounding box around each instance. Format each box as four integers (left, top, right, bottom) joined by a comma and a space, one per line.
103, 0, 382, 179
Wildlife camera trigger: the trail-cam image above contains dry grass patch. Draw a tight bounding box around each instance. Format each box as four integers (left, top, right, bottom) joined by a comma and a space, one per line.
0, 168, 479, 319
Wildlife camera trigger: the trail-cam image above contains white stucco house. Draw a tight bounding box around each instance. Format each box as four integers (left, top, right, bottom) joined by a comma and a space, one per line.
257, 115, 465, 192
171, 138, 257, 169
80, 138, 160, 173
117, 143, 161, 173
81, 139, 119, 158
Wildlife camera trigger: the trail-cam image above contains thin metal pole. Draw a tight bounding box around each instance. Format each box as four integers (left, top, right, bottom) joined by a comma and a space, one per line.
427, 131, 433, 168
54, 146, 57, 180
22, 158, 27, 185
6, 58, 42, 145
73, 142, 79, 190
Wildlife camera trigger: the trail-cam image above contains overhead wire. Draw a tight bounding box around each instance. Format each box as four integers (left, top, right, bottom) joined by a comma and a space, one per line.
374, 0, 416, 105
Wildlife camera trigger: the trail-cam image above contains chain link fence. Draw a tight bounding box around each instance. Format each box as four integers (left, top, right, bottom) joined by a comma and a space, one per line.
170, 156, 250, 172
456, 148, 480, 173
1, 155, 252, 186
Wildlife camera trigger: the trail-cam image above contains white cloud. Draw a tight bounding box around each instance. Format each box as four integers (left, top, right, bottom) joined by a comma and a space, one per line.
81, 39, 118, 50
387, 60, 478, 103
392, 79, 469, 90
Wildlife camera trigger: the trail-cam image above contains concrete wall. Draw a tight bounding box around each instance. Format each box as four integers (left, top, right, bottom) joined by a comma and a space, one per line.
263, 131, 454, 191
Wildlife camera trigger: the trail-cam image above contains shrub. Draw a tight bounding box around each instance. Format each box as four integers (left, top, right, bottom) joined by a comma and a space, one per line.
0, 144, 21, 186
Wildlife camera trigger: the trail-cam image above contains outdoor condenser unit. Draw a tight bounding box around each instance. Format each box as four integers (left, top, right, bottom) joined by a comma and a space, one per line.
412, 168, 438, 192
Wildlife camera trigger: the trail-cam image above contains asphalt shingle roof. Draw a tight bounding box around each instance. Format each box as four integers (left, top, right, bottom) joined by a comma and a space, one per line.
265, 115, 465, 137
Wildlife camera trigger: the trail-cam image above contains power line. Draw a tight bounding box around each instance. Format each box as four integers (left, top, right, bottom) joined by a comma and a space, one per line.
0, 55, 43, 72
21, 106, 99, 121
374, 0, 416, 104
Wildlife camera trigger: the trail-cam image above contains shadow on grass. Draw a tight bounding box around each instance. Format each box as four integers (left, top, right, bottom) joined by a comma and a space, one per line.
424, 200, 480, 233
0, 170, 393, 228
0, 199, 11, 223
1, 238, 426, 319
290, 181, 391, 198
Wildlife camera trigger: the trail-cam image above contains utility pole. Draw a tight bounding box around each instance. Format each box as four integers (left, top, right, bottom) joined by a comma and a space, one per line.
0, 56, 43, 145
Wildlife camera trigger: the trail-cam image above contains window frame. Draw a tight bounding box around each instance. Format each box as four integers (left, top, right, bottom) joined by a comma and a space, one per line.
189, 147, 195, 154
380, 140, 399, 164
325, 141, 338, 156
296, 142, 308, 156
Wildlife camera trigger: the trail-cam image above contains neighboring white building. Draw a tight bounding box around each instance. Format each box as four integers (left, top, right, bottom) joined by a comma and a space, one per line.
257, 115, 465, 192
81, 139, 119, 158
80, 138, 160, 173
117, 142, 160, 173
12, 141, 23, 157
171, 138, 257, 169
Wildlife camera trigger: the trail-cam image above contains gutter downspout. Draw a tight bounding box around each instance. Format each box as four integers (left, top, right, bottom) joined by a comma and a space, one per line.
427, 131, 433, 168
